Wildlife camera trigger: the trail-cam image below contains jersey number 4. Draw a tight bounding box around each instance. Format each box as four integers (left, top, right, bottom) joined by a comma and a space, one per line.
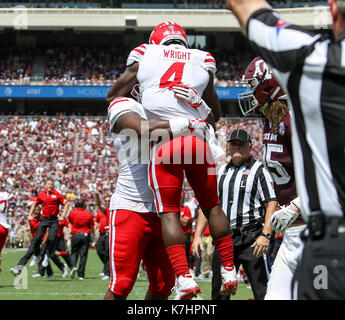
159, 62, 185, 89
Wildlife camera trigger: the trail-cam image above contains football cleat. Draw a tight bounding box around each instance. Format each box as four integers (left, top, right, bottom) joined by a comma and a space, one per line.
70, 267, 77, 279
10, 266, 21, 277
62, 264, 68, 278
220, 265, 238, 296
42, 254, 49, 268
29, 256, 38, 267
173, 274, 201, 300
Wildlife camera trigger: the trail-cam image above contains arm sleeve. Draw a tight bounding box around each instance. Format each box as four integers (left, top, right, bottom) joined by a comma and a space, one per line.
90, 214, 95, 229
58, 193, 67, 205
201, 51, 217, 75
258, 166, 277, 203
247, 8, 321, 84
126, 44, 147, 66
107, 97, 140, 132
35, 194, 43, 204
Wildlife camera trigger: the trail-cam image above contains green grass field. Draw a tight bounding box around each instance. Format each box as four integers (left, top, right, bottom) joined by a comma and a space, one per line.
0, 248, 254, 300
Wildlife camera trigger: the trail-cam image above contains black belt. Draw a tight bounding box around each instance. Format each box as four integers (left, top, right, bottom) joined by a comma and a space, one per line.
231, 220, 263, 237
40, 216, 58, 221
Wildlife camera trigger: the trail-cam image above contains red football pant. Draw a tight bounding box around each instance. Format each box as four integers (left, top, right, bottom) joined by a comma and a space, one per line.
149, 135, 220, 213
108, 210, 175, 297
0, 225, 9, 254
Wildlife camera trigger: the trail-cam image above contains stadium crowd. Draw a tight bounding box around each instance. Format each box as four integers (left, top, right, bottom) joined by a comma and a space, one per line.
0, 0, 328, 9
0, 115, 263, 249
0, 47, 33, 85
0, 46, 246, 87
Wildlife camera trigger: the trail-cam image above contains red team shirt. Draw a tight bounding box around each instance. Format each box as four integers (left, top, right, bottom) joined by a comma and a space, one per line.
180, 206, 193, 234
95, 210, 107, 234
68, 208, 94, 234
57, 217, 69, 238
35, 190, 66, 218
29, 217, 41, 237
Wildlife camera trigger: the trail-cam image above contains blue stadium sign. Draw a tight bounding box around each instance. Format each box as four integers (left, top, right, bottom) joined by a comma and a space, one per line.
0, 86, 247, 100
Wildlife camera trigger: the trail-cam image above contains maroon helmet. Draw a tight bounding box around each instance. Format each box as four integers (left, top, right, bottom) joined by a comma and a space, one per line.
238, 57, 286, 116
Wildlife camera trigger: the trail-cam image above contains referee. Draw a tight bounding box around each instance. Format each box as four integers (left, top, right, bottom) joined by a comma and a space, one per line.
226, 0, 345, 299
193, 129, 278, 300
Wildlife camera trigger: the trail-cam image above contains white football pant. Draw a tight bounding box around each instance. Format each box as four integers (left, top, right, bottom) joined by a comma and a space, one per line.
265, 225, 306, 300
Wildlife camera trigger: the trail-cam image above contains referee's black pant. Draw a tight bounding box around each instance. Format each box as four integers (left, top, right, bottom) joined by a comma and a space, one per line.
292, 217, 345, 300
70, 233, 90, 278
31, 217, 59, 258
212, 227, 268, 300
96, 232, 110, 276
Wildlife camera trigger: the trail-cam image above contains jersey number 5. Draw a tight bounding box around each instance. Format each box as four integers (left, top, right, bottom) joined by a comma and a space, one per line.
159, 62, 185, 89
262, 144, 291, 185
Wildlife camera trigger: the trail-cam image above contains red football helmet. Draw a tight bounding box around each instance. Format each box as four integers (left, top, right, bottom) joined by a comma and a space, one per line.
238, 57, 286, 116
149, 22, 188, 47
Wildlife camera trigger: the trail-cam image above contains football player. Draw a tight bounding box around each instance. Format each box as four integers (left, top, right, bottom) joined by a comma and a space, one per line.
0, 187, 11, 272
105, 90, 213, 300
106, 22, 238, 299
239, 57, 306, 299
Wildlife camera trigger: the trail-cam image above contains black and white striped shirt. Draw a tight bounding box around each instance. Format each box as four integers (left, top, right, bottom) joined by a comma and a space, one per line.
247, 8, 345, 220
218, 156, 276, 229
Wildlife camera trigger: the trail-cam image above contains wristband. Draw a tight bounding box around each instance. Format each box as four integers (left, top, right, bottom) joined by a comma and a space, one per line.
260, 232, 272, 240
291, 197, 301, 211
196, 100, 211, 120
169, 118, 189, 134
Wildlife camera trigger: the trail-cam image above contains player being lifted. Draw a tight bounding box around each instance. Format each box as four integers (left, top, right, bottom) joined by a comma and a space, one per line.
107, 22, 237, 299
238, 57, 305, 299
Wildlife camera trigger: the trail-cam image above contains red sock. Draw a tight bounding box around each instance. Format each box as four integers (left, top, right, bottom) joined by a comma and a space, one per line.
213, 234, 234, 267
165, 244, 190, 277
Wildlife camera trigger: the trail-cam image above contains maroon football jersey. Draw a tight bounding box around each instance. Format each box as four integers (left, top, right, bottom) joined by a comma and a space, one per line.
262, 112, 297, 206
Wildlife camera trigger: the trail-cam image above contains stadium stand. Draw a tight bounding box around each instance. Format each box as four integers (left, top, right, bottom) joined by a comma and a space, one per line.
0, 47, 33, 85
0, 0, 328, 9
0, 46, 248, 87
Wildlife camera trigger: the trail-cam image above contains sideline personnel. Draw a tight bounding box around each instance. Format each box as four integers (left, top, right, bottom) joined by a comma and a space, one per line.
68, 199, 94, 280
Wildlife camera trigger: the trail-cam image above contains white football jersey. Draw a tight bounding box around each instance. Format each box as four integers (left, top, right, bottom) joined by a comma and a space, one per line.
127, 43, 217, 120
0, 191, 10, 229
108, 97, 155, 212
